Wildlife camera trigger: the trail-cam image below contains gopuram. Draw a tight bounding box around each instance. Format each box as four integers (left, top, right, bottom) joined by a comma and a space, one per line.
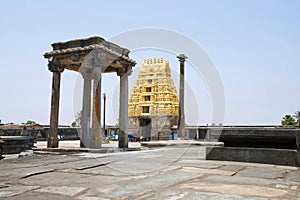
44, 36, 136, 149
128, 58, 179, 140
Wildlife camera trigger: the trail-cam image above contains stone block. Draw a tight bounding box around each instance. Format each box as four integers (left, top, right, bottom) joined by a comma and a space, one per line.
206, 146, 299, 166
296, 130, 300, 151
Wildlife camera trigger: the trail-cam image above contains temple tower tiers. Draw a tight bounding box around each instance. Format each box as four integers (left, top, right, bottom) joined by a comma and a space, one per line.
128, 57, 179, 140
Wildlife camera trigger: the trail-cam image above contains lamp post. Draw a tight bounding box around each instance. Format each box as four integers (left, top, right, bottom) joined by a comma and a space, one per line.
103, 93, 106, 137
177, 54, 187, 139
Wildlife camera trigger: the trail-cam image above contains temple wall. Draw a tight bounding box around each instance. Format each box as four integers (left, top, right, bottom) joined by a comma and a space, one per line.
129, 115, 178, 140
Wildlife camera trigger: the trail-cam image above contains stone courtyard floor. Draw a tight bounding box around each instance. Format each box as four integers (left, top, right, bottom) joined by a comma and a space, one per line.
0, 141, 300, 199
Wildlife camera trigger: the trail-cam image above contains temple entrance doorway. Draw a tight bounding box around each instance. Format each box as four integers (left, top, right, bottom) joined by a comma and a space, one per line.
139, 117, 151, 141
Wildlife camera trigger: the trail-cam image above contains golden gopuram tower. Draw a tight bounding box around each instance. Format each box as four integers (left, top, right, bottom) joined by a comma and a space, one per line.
128, 57, 179, 140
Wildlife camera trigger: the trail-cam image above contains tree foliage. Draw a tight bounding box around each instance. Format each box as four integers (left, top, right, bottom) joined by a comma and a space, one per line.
71, 111, 82, 127
293, 111, 300, 126
281, 111, 300, 127
281, 115, 296, 126
22, 120, 39, 125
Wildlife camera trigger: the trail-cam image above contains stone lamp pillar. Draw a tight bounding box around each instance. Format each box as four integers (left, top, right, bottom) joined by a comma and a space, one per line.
177, 54, 187, 139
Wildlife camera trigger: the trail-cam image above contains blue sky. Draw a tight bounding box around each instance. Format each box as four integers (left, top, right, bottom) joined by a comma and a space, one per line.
0, 0, 299, 125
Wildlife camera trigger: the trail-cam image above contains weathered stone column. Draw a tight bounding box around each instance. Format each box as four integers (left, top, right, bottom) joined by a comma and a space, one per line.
177, 54, 187, 139
48, 61, 64, 148
103, 93, 107, 137
117, 67, 131, 148
80, 68, 94, 148
91, 68, 102, 148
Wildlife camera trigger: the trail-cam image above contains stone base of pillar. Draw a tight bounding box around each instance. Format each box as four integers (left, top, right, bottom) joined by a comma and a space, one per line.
118, 131, 128, 149
47, 137, 58, 148
88, 138, 102, 149
80, 128, 90, 148
80, 140, 85, 148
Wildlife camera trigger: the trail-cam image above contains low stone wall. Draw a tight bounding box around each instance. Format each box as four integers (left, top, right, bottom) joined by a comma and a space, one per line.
0, 128, 79, 140
205, 129, 300, 166
54, 128, 80, 140
0, 139, 4, 159
0, 128, 47, 138
207, 127, 298, 149
206, 146, 300, 166
0, 136, 34, 154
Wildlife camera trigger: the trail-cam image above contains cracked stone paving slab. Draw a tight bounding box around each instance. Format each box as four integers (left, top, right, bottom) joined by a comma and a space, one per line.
237, 166, 288, 179
1, 146, 299, 199
35, 186, 86, 197
136, 190, 270, 200
14, 171, 130, 187
180, 182, 294, 198
175, 159, 224, 169
0, 185, 40, 198
204, 175, 300, 187
80, 169, 203, 199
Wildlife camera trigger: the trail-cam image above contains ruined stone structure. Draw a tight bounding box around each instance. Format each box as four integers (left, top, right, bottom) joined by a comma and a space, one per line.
128, 58, 179, 140
44, 36, 136, 148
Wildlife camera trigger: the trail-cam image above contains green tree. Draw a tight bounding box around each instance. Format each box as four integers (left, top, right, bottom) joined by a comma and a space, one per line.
71, 121, 77, 127
71, 111, 82, 127
22, 120, 39, 126
281, 115, 296, 126
293, 111, 300, 126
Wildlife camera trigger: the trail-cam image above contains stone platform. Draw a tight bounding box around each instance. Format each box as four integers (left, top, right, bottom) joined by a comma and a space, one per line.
0, 143, 299, 199
0, 136, 34, 154
140, 140, 224, 147
206, 146, 300, 167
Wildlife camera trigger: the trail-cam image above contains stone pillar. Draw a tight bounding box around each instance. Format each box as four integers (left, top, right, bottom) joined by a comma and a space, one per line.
117, 67, 131, 148
103, 93, 107, 137
80, 68, 94, 148
91, 68, 102, 148
48, 61, 64, 148
177, 54, 187, 139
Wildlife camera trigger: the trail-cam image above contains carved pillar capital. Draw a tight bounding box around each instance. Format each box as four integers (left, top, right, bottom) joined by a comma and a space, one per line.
177, 54, 188, 63
48, 61, 64, 73
127, 66, 133, 76
80, 67, 95, 80
116, 66, 132, 76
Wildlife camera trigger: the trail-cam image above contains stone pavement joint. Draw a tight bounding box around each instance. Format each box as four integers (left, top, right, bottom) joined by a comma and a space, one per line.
21, 169, 56, 179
